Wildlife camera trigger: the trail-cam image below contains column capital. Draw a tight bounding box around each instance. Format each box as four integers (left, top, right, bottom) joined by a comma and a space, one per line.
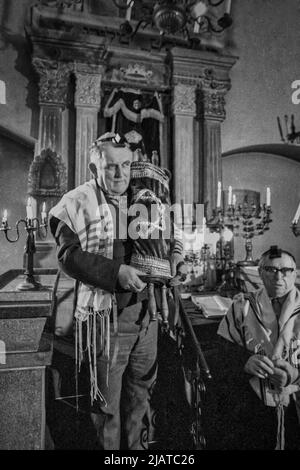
172, 82, 196, 117
200, 89, 227, 121
198, 68, 231, 121
32, 58, 73, 106
74, 71, 102, 108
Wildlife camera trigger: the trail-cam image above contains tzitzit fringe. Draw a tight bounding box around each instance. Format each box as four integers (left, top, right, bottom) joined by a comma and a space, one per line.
275, 403, 285, 450
75, 308, 111, 407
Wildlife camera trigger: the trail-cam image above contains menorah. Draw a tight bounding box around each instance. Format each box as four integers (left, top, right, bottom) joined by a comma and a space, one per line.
0, 199, 48, 291
207, 191, 272, 266
277, 114, 300, 144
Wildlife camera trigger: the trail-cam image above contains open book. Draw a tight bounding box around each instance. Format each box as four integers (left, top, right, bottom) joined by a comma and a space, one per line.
191, 295, 233, 318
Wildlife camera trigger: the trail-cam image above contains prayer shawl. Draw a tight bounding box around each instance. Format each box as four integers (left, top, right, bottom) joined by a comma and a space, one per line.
218, 287, 300, 449
50, 178, 114, 405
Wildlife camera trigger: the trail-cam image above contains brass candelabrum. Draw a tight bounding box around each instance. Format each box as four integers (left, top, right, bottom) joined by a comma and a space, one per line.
208, 201, 273, 267
0, 213, 48, 291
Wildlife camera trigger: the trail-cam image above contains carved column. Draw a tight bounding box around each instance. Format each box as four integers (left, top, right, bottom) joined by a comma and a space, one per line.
170, 48, 237, 221
74, 67, 102, 186
199, 84, 229, 217
172, 83, 196, 208
33, 58, 72, 172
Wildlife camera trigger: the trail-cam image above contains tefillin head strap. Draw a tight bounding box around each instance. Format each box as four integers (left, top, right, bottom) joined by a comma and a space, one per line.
269, 245, 282, 259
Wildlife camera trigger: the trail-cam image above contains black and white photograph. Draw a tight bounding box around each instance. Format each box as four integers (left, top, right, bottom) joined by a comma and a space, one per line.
0, 0, 300, 454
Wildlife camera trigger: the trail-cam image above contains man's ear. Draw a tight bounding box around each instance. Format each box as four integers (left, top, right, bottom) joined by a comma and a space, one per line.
89, 162, 97, 178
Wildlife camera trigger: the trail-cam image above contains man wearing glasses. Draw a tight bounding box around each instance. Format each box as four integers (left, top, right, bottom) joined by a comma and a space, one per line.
217, 246, 300, 449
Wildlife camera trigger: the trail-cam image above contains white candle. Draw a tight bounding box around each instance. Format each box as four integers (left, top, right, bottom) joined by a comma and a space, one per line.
232, 194, 236, 207
266, 187, 271, 207
125, 0, 133, 21
292, 201, 300, 224
226, 0, 232, 14
193, 20, 200, 34
228, 186, 232, 205
2, 209, 7, 223
217, 181, 222, 208
26, 197, 33, 220
41, 202, 47, 222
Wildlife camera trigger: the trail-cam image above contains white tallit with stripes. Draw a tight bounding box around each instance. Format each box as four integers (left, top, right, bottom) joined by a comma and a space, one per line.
50, 178, 114, 405
218, 287, 300, 404
218, 287, 300, 449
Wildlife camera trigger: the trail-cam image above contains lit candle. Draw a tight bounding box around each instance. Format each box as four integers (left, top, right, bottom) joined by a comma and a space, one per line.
226, 0, 232, 14
41, 202, 47, 222
125, 0, 133, 21
193, 20, 200, 34
232, 194, 236, 207
217, 181, 222, 208
2, 209, 7, 223
228, 186, 232, 205
266, 187, 271, 207
26, 197, 33, 220
292, 201, 300, 224
191, 1, 207, 33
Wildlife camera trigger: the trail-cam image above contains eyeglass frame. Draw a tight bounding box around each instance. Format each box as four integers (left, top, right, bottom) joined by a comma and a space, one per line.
262, 266, 295, 276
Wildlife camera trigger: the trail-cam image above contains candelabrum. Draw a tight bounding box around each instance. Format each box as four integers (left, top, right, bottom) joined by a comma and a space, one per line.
234, 202, 272, 266
277, 114, 300, 144
207, 207, 234, 262
208, 200, 272, 268
0, 212, 48, 291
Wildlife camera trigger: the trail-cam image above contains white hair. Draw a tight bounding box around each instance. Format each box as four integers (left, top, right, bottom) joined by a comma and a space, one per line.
89, 141, 109, 171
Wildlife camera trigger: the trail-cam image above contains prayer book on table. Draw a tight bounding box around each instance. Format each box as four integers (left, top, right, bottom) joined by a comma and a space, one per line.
191, 295, 232, 318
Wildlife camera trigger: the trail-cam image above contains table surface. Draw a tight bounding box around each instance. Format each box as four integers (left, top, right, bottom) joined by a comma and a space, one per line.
0, 269, 56, 304
181, 293, 225, 326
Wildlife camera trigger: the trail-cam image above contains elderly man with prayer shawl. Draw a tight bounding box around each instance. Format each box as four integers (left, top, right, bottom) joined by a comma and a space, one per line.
48, 132, 166, 450
217, 246, 300, 449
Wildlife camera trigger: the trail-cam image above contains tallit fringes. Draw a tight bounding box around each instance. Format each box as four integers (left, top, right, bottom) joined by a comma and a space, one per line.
275, 404, 285, 450
74, 308, 111, 407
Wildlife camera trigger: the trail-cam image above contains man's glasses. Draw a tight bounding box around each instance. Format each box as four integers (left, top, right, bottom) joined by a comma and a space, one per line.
262, 266, 295, 276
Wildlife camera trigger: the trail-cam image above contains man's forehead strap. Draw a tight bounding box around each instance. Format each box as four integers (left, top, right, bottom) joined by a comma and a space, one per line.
261, 245, 296, 264
269, 245, 282, 259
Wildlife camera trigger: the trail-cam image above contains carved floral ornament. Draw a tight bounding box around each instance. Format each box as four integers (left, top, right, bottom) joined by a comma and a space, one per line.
74, 73, 102, 107
37, 0, 83, 10
172, 83, 196, 116
202, 68, 231, 92
201, 89, 226, 120
32, 58, 73, 105
109, 63, 164, 87
119, 64, 153, 83
28, 148, 67, 197
172, 70, 230, 119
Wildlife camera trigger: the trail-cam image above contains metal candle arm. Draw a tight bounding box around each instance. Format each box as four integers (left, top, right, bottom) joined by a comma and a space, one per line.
0, 217, 48, 291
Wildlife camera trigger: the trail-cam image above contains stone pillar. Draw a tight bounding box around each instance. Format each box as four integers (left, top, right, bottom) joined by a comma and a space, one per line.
33, 58, 72, 173
172, 83, 196, 207
74, 67, 102, 186
169, 47, 237, 220
31, 59, 72, 266
0, 269, 53, 450
199, 87, 228, 217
